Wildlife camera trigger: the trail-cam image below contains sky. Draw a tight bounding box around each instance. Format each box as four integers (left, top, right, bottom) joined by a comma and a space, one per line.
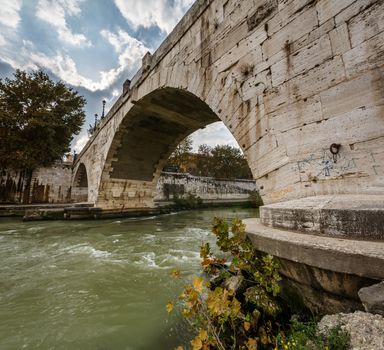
0, 0, 240, 153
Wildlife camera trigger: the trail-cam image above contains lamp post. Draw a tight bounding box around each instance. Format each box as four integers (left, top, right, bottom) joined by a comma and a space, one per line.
101, 100, 106, 119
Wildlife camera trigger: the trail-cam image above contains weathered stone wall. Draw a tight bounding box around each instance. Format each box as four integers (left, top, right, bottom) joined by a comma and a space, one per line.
155, 172, 257, 202
74, 0, 384, 210
0, 164, 72, 204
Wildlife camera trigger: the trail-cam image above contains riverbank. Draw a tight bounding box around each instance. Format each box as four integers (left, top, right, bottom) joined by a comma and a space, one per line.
0, 198, 256, 221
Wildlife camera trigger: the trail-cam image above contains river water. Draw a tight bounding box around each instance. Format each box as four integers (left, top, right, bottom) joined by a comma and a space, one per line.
0, 207, 258, 350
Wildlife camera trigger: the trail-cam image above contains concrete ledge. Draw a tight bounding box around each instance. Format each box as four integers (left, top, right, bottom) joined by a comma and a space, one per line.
260, 195, 384, 240
22, 207, 170, 221
0, 203, 92, 217
244, 218, 384, 280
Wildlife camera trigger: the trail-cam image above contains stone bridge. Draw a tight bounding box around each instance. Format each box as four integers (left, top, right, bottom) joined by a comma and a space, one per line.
73, 0, 384, 213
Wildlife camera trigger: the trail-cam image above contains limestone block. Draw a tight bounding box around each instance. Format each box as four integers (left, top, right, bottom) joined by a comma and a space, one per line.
215, 83, 244, 124
288, 55, 346, 100
320, 68, 384, 119
243, 132, 279, 160
214, 27, 265, 73
271, 34, 333, 87
231, 105, 259, 144
316, 0, 356, 24
246, 0, 278, 32
335, 0, 378, 25
262, 7, 318, 59
268, 95, 323, 133
348, 0, 384, 48
249, 144, 290, 178
255, 163, 301, 201
240, 68, 272, 101
343, 31, 384, 78
329, 23, 351, 55
267, 0, 312, 36
212, 21, 248, 62
206, 72, 232, 111
290, 18, 335, 58
264, 56, 345, 113
279, 105, 384, 158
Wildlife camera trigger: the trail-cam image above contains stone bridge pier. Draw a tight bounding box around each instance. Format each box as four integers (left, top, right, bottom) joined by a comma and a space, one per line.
72, 0, 384, 314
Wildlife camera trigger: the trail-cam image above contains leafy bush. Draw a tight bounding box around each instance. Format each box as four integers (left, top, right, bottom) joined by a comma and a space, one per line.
276, 318, 350, 350
168, 218, 350, 350
169, 218, 282, 349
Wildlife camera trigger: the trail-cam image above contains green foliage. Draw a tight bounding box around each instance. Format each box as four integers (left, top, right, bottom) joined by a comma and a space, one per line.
168, 136, 194, 171
210, 145, 252, 179
172, 193, 203, 210
166, 141, 253, 180
276, 318, 350, 350
0, 69, 85, 171
196, 144, 253, 179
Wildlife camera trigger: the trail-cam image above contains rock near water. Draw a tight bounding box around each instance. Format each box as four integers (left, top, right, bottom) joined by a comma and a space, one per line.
318, 311, 384, 349
358, 281, 384, 316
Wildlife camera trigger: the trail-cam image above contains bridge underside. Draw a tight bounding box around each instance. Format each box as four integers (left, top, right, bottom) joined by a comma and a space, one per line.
96, 88, 219, 209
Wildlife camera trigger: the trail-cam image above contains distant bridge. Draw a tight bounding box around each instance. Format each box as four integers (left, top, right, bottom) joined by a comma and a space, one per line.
72, 0, 384, 213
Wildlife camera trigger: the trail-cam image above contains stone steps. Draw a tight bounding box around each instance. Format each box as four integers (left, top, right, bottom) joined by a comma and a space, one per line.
244, 217, 384, 314
260, 195, 384, 240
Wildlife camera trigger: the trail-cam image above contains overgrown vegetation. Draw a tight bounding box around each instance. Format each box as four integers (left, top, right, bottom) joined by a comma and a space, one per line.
168, 218, 350, 350
277, 318, 350, 350
172, 193, 203, 210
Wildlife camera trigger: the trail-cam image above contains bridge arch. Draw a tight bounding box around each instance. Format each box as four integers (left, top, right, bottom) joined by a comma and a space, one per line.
74, 0, 384, 211
96, 87, 250, 210
72, 163, 89, 202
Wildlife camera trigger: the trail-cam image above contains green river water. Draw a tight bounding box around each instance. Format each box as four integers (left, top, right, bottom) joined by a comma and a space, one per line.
0, 207, 259, 350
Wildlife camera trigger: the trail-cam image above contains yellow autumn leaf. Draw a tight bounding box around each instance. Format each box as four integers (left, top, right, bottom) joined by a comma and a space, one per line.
192, 276, 205, 292
246, 337, 258, 350
170, 269, 181, 278
207, 287, 231, 316
197, 329, 208, 341
231, 297, 241, 317
191, 335, 203, 350
166, 302, 174, 314
244, 321, 251, 331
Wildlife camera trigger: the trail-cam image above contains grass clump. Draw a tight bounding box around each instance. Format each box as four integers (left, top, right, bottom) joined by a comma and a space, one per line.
276, 318, 350, 350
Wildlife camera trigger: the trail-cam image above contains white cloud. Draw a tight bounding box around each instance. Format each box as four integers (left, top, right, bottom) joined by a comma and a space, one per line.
191, 122, 241, 151
36, 0, 90, 47
0, 34, 6, 46
1, 26, 149, 92
0, 0, 22, 29
73, 131, 89, 153
114, 0, 194, 34
23, 27, 149, 91
97, 27, 150, 87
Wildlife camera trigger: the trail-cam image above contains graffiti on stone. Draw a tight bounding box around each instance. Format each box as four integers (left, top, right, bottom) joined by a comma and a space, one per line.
294, 147, 359, 179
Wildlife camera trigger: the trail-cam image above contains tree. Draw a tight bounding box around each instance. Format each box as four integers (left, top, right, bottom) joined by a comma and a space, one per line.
167, 135, 193, 171
0, 69, 85, 171
196, 144, 213, 177
210, 145, 252, 179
